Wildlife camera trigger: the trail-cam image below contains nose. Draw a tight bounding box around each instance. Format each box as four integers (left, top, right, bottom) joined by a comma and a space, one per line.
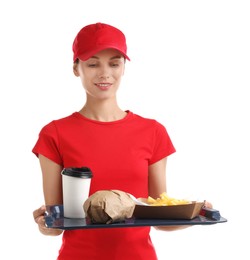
98, 65, 110, 79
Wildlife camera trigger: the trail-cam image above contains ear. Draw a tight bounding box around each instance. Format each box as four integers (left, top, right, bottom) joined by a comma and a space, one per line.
122, 59, 126, 75
73, 63, 80, 77
122, 65, 125, 76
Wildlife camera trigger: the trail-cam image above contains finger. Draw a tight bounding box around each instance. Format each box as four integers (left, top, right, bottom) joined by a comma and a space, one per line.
204, 201, 213, 208
33, 205, 46, 222
37, 216, 63, 236
37, 217, 50, 233
37, 215, 50, 231
36, 215, 45, 226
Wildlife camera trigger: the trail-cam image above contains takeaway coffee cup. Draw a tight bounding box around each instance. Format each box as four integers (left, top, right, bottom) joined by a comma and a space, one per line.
61, 167, 93, 218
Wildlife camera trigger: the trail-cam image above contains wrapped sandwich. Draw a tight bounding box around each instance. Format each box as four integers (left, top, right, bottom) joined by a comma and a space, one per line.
83, 190, 135, 224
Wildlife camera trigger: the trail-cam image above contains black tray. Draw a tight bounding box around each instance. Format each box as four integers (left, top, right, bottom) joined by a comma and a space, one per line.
45, 205, 227, 230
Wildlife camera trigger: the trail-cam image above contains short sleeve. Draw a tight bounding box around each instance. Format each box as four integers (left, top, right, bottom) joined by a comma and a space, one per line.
32, 121, 63, 165
149, 122, 176, 165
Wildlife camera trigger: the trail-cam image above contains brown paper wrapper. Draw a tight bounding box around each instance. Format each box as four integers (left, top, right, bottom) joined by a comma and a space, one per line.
83, 190, 135, 224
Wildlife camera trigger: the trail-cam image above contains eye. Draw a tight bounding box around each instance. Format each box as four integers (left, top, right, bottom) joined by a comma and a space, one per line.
87, 63, 98, 67
110, 62, 120, 67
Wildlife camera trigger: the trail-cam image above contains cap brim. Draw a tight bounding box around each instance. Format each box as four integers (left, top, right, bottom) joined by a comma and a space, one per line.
77, 46, 130, 61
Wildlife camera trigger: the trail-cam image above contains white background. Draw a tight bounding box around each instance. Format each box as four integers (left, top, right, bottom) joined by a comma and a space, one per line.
0, 0, 249, 259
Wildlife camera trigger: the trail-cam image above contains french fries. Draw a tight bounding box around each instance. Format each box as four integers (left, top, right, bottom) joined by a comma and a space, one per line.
147, 192, 191, 206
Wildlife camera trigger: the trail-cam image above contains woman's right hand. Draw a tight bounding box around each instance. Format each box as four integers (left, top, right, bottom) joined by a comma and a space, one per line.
33, 205, 63, 236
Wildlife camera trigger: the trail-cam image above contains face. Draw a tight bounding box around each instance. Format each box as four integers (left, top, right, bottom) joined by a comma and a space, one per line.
73, 49, 125, 101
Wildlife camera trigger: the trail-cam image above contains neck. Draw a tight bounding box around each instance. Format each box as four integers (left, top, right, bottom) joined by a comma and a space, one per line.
79, 99, 126, 122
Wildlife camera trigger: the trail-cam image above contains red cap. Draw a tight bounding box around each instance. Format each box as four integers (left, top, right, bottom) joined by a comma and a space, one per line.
72, 22, 130, 62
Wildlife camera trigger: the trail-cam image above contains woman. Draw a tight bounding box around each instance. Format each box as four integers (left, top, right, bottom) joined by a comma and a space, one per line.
32, 22, 209, 260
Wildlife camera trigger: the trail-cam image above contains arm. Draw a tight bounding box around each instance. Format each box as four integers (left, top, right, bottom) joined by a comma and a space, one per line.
148, 158, 213, 231
33, 154, 64, 236
148, 157, 191, 231
39, 154, 63, 205
148, 157, 167, 199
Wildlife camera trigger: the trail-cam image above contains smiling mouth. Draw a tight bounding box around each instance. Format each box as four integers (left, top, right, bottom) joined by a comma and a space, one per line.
95, 83, 112, 90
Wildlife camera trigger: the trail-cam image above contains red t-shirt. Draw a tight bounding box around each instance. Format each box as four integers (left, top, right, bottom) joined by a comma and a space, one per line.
32, 111, 176, 260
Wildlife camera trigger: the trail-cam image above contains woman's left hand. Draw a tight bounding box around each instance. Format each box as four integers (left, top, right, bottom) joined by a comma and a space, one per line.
204, 201, 213, 208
